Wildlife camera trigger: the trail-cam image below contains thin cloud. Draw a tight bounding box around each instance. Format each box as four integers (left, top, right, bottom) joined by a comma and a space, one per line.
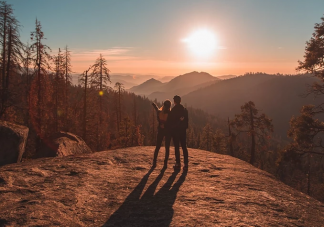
72, 47, 138, 62
75, 47, 133, 55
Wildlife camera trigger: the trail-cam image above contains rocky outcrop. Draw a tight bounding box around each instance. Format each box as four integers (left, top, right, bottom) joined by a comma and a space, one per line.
0, 121, 29, 166
0, 147, 323, 226
38, 131, 92, 157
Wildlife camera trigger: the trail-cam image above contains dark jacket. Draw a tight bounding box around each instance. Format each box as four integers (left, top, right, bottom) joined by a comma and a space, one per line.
167, 104, 188, 133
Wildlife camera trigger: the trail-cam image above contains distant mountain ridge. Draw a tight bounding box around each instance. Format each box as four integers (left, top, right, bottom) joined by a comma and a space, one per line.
129, 71, 220, 101
216, 74, 237, 80
182, 73, 321, 137
129, 78, 164, 95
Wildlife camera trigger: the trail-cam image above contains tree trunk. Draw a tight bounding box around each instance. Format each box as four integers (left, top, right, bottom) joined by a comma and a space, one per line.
64, 47, 69, 131
307, 153, 311, 195
249, 106, 255, 164
132, 96, 137, 146
98, 58, 103, 150
228, 117, 234, 156
118, 87, 121, 127
36, 38, 42, 154
0, 11, 7, 117
5, 26, 11, 96
54, 60, 58, 133
83, 70, 88, 141
26, 50, 30, 126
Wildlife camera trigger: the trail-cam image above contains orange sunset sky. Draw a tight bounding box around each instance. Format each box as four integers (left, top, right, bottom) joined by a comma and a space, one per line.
6, 0, 324, 76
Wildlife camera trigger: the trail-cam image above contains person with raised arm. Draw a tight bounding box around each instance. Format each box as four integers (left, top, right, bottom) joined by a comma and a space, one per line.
152, 100, 172, 168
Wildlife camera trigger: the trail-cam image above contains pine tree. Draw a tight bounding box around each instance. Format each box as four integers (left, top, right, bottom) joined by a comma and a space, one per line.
63, 45, 72, 131
231, 101, 273, 164
0, 1, 23, 118
131, 94, 138, 146
118, 116, 132, 147
213, 129, 227, 154
29, 19, 52, 153
285, 14, 324, 196
114, 82, 124, 133
91, 54, 110, 125
201, 123, 213, 151
89, 54, 110, 150
187, 126, 196, 148
196, 133, 201, 149
53, 48, 64, 132
21, 42, 32, 125
228, 117, 234, 155
297, 15, 324, 114
79, 65, 93, 141
285, 105, 324, 195
297, 15, 324, 81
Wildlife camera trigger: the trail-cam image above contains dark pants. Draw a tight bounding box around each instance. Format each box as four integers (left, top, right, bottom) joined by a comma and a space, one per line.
153, 128, 171, 165
173, 130, 188, 166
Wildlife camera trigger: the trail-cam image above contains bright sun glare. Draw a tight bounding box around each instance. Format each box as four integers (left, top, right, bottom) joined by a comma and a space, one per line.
182, 29, 217, 57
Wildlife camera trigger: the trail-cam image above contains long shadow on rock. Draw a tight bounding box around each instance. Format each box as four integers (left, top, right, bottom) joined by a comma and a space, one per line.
103, 168, 187, 227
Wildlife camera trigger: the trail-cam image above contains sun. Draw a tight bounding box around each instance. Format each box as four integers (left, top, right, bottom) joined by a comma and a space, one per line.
182, 29, 217, 57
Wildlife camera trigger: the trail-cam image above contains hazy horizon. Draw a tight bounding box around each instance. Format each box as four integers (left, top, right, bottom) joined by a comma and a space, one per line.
5, 0, 324, 76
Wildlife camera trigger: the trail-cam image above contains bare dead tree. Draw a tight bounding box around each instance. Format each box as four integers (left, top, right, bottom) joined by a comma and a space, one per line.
0, 1, 23, 118
63, 45, 72, 130
79, 65, 93, 141
30, 19, 52, 153
114, 82, 124, 133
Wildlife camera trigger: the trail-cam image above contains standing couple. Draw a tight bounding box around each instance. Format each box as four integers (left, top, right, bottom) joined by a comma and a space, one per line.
152, 95, 189, 171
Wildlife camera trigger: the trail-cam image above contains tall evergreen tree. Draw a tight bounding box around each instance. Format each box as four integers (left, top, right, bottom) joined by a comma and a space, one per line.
213, 129, 227, 154
201, 123, 213, 151
53, 48, 64, 132
90, 54, 110, 150
79, 65, 93, 141
22, 42, 32, 125
228, 117, 234, 155
297, 15, 324, 81
114, 82, 124, 133
0, 1, 23, 118
30, 19, 52, 153
286, 105, 324, 195
63, 45, 72, 130
231, 101, 273, 164
297, 15, 324, 115
287, 15, 324, 195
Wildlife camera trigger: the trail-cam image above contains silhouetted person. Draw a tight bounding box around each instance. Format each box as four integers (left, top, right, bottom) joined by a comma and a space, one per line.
168, 95, 189, 170
152, 100, 172, 168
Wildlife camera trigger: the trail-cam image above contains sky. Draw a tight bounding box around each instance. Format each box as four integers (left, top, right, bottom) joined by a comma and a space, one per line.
6, 0, 324, 76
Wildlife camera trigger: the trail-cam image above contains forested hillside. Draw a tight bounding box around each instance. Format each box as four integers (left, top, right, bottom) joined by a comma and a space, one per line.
183, 73, 320, 137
